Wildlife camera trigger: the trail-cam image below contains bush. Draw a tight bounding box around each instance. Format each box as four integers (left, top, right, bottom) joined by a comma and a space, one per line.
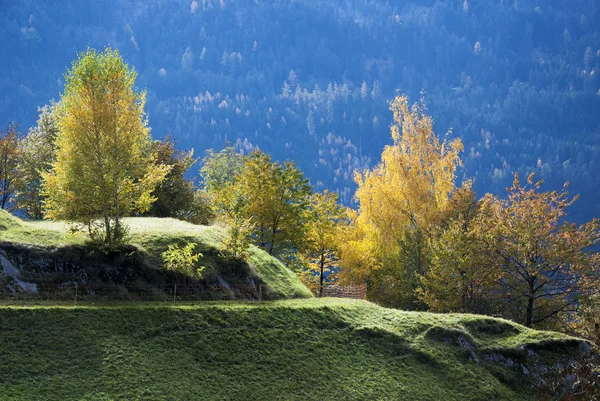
161, 243, 205, 296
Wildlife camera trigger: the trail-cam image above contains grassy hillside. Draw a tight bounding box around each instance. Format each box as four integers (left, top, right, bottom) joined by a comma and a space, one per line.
0, 298, 590, 400
0, 209, 23, 231
0, 210, 311, 300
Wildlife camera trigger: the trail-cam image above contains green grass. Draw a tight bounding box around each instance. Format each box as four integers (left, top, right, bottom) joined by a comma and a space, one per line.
0, 298, 585, 400
0, 209, 22, 231
0, 209, 84, 246
125, 218, 310, 299
0, 211, 312, 299
1, 211, 588, 399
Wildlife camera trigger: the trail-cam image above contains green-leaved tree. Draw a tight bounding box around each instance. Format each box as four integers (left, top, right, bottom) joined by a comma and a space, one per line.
43, 48, 169, 249
240, 151, 312, 259
146, 135, 198, 220
15, 104, 59, 219
301, 190, 345, 296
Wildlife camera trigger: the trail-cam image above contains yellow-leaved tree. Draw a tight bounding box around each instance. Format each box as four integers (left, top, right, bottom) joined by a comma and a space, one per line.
338, 95, 464, 307
300, 190, 346, 296
43, 48, 169, 250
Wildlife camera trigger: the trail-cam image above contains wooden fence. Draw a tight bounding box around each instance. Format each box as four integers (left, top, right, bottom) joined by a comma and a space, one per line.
323, 283, 367, 300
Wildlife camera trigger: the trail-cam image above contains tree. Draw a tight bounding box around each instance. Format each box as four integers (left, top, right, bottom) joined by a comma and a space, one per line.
199, 146, 252, 258
199, 146, 243, 196
239, 151, 311, 259
566, 292, 600, 348
360, 81, 368, 99
219, 185, 253, 261
0, 123, 21, 211
43, 48, 169, 250
476, 173, 600, 327
198, 145, 243, 225
181, 47, 194, 71
146, 135, 197, 220
180, 190, 215, 226
301, 190, 345, 296
306, 109, 316, 137
347, 95, 464, 308
201, 148, 312, 263
336, 209, 379, 288
584, 47, 594, 69
419, 185, 499, 314
15, 104, 58, 219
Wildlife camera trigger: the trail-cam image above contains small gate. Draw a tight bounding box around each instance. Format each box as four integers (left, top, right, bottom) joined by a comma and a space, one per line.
323, 283, 367, 300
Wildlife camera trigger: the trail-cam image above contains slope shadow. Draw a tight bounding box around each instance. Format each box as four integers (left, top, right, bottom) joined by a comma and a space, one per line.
0, 240, 266, 301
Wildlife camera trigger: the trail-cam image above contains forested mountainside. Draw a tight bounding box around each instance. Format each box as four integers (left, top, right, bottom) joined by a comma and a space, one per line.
2, 0, 600, 220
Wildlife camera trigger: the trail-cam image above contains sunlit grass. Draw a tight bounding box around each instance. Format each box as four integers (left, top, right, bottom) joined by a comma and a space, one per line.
1, 211, 585, 399
0, 298, 583, 400
0, 210, 312, 299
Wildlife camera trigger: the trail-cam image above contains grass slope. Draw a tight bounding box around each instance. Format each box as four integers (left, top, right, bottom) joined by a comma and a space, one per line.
0, 209, 22, 231
0, 298, 585, 401
0, 210, 311, 299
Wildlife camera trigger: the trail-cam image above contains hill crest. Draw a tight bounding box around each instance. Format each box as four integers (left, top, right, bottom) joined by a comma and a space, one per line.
0, 211, 312, 300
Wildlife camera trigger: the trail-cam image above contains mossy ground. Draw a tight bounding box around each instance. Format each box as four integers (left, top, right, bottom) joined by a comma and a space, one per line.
0, 298, 582, 400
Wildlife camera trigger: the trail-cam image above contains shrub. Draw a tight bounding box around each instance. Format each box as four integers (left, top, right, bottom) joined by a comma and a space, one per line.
161, 243, 204, 296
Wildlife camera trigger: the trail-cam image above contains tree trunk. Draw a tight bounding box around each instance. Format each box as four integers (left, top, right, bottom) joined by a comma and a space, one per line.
319, 253, 325, 297
526, 295, 534, 327
268, 240, 274, 255
0, 171, 8, 209
114, 188, 120, 245
104, 215, 112, 248
268, 224, 278, 255
526, 277, 536, 327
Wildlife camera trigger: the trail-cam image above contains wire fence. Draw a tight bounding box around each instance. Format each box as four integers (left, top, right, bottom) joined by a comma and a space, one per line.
323, 284, 367, 300
0, 281, 368, 304
0, 282, 270, 304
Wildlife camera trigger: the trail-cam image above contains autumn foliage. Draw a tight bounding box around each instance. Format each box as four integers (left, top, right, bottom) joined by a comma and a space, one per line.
2, 42, 599, 342
0, 123, 22, 211
338, 94, 600, 333
42, 48, 169, 249
338, 95, 465, 308
475, 173, 600, 327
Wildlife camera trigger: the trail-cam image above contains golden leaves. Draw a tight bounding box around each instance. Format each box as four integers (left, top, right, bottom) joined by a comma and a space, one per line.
354, 95, 463, 250
42, 48, 167, 247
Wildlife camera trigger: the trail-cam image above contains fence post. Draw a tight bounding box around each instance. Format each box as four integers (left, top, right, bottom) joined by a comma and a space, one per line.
173, 284, 177, 303
258, 285, 262, 303
74, 282, 78, 306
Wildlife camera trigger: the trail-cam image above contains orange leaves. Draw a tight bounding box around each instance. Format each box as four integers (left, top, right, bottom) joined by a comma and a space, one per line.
476, 172, 600, 326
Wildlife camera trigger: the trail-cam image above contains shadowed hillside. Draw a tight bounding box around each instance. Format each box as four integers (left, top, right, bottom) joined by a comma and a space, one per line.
0, 210, 312, 300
